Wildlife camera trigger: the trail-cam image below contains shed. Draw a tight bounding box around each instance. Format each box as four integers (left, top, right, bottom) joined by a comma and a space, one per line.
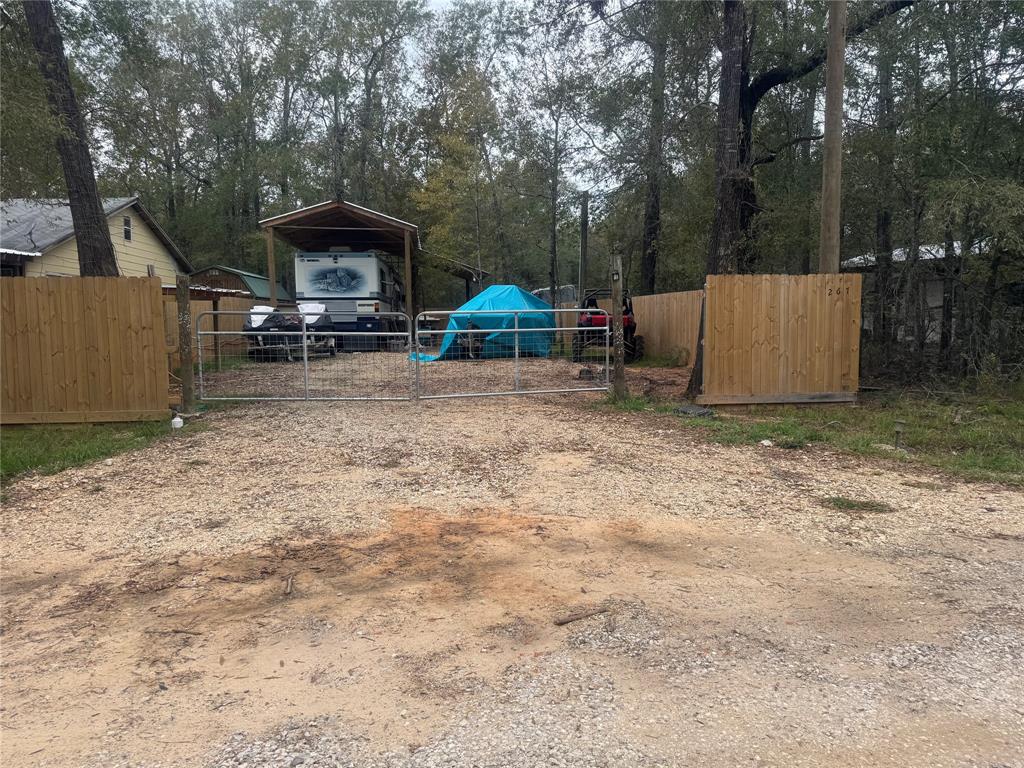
259, 200, 483, 315
190, 264, 293, 302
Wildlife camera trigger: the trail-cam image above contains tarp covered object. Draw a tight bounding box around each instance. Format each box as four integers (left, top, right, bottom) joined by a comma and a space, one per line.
414, 285, 555, 362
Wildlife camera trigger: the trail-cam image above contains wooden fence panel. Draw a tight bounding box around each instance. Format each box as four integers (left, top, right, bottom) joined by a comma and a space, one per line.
1, 277, 168, 423
631, 290, 703, 364
699, 273, 862, 405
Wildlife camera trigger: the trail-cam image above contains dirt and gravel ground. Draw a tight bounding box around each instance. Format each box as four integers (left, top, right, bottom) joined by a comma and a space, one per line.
2, 394, 1022, 767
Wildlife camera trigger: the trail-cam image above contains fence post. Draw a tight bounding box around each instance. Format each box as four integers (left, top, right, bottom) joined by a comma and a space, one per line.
176, 274, 194, 411
611, 255, 628, 399
412, 314, 420, 400
514, 311, 521, 391
301, 315, 310, 400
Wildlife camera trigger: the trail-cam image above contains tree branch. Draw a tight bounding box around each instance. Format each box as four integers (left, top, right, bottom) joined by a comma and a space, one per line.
749, 0, 914, 108
752, 133, 823, 167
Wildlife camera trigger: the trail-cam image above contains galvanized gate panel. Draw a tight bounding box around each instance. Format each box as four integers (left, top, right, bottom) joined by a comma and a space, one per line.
413, 308, 610, 399
196, 311, 413, 401
196, 308, 610, 402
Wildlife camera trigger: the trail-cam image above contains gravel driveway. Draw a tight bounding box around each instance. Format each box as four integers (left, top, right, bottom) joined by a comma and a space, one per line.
2, 396, 1022, 767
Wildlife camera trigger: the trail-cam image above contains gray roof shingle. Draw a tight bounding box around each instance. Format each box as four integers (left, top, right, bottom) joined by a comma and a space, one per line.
0, 198, 137, 254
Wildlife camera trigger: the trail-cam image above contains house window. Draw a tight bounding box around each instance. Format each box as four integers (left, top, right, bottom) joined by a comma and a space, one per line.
123, 216, 132, 242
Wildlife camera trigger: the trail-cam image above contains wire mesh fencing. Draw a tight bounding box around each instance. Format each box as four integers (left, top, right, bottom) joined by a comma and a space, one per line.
412, 308, 610, 398
196, 311, 413, 400
195, 308, 611, 401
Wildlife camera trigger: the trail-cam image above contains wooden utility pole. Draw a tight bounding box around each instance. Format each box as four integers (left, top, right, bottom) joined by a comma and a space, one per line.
176, 274, 194, 412
23, 0, 118, 276
578, 191, 589, 304
818, 0, 847, 274
611, 254, 628, 400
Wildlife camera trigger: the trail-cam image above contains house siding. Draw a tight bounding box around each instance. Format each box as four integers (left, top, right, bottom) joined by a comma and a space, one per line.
26, 209, 183, 281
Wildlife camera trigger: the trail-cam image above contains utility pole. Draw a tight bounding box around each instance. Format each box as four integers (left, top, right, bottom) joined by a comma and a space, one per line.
611, 254, 628, 400
578, 191, 589, 305
818, 0, 847, 274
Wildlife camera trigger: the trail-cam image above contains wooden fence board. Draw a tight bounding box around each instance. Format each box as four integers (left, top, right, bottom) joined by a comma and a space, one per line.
631, 290, 703, 365
699, 273, 861, 405
1, 277, 169, 423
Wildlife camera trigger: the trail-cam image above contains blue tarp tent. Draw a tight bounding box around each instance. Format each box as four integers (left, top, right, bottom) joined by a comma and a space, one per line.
414, 285, 555, 362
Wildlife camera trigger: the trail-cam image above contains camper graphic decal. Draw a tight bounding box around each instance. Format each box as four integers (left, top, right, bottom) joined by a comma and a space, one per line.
310, 266, 365, 294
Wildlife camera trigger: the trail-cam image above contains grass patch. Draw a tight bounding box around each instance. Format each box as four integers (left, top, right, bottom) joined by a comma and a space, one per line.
0, 420, 196, 486
821, 496, 894, 514
606, 393, 654, 412
678, 388, 1024, 486
601, 388, 1023, 485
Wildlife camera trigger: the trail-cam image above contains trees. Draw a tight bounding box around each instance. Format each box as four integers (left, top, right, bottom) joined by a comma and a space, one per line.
3, 0, 1020, 383
21, 0, 118, 276
706, 0, 914, 275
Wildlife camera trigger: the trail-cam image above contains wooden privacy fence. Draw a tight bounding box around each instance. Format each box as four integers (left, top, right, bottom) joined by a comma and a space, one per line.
1, 277, 169, 423
698, 273, 862, 404
632, 290, 703, 364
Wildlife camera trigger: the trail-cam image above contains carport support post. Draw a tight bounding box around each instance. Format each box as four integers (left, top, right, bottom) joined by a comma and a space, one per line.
265, 227, 277, 305
176, 274, 194, 412
404, 230, 415, 319
611, 254, 628, 400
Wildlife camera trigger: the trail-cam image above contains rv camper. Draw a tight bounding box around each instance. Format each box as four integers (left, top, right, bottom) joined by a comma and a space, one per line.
293, 251, 405, 349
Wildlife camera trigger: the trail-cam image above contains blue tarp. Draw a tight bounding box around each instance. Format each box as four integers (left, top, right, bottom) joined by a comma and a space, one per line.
414, 285, 555, 362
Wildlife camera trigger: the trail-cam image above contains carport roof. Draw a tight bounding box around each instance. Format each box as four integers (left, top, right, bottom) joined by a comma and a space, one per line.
259, 200, 419, 255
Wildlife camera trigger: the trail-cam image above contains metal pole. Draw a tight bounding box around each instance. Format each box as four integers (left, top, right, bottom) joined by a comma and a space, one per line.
196, 325, 205, 400
513, 311, 521, 391
301, 315, 310, 400
605, 314, 611, 388
412, 314, 420, 400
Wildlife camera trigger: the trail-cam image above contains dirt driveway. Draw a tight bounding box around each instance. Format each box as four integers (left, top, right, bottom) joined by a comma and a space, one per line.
2, 396, 1022, 767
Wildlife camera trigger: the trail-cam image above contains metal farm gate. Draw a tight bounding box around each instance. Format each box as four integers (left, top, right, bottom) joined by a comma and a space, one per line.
195, 308, 610, 401
413, 308, 610, 398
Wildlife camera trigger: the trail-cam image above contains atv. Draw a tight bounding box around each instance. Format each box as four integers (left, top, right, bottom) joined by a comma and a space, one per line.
571, 290, 645, 363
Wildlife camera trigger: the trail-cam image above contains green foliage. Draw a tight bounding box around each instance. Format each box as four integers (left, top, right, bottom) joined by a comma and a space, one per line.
2, 0, 1021, 382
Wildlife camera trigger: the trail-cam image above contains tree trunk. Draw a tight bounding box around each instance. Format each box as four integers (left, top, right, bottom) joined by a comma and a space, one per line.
705, 0, 748, 277
874, 29, 895, 352
722, 0, 914, 271
640, 8, 667, 295
939, 228, 956, 368
23, 0, 118, 277
549, 116, 560, 309
818, 0, 847, 274
799, 81, 818, 274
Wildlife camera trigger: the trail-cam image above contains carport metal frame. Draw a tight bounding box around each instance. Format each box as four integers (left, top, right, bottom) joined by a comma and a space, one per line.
258, 201, 485, 317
